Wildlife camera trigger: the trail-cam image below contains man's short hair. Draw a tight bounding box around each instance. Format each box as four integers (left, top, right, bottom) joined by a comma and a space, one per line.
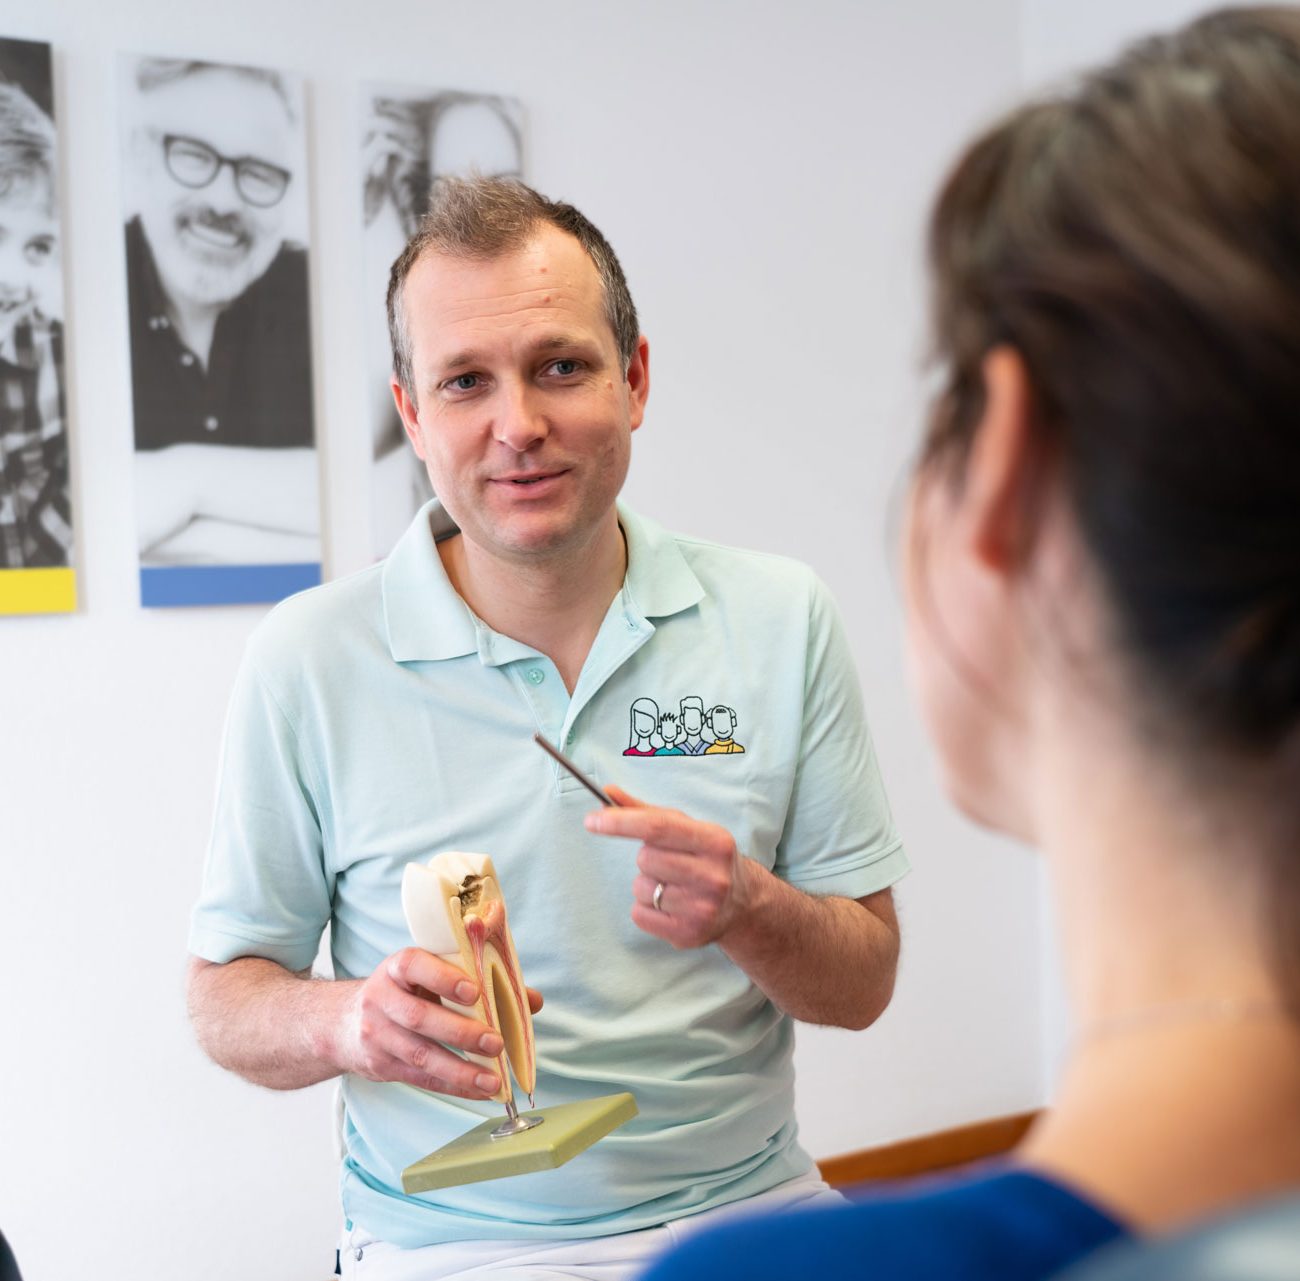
132, 58, 297, 123
0, 82, 55, 206
386, 176, 639, 398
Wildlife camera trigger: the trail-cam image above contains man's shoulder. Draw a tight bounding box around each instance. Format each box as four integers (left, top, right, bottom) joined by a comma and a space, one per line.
659, 521, 828, 608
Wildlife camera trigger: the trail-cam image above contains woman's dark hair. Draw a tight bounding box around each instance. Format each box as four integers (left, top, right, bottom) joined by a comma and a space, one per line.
922, 8, 1300, 990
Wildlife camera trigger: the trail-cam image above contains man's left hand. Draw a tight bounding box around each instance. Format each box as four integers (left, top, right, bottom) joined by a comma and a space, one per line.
585, 784, 757, 949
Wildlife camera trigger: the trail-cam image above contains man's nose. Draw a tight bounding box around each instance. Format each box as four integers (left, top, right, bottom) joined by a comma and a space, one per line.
0, 253, 29, 301
201, 161, 246, 212
492, 379, 549, 452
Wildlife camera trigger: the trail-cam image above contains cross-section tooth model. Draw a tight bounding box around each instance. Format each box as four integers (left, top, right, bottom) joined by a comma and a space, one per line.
402, 851, 536, 1108
399, 849, 638, 1193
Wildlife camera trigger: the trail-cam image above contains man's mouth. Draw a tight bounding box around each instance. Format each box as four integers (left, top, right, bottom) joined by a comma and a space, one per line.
177, 210, 250, 254
494, 470, 568, 487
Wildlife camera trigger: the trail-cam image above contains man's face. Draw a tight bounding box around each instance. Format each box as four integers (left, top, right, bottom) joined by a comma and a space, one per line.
681, 705, 702, 736
0, 182, 58, 346
393, 224, 649, 566
131, 69, 296, 309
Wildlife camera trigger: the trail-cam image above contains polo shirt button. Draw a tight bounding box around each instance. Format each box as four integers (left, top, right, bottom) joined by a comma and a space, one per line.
528, 668, 545, 685
566, 730, 575, 746
180, 352, 195, 367
203, 416, 219, 432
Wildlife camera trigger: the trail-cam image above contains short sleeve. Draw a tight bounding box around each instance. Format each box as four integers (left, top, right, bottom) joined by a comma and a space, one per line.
187, 649, 333, 972
773, 576, 908, 898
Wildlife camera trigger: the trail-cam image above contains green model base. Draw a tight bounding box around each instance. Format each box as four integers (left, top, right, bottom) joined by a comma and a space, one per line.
401, 1092, 638, 1194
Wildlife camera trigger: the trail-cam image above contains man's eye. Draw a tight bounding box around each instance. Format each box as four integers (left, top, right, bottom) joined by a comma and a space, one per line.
449, 374, 480, 392
24, 238, 55, 265
549, 359, 580, 377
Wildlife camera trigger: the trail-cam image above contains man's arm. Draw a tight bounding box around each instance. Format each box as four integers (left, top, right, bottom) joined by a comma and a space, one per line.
135, 444, 319, 553
147, 518, 320, 566
186, 950, 543, 1097
586, 786, 900, 1030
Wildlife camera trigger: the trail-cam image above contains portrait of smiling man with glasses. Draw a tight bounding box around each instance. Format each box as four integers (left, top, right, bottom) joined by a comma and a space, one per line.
121, 56, 319, 589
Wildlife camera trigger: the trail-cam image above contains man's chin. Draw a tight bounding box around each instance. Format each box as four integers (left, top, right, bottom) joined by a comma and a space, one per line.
151, 238, 278, 309
475, 513, 596, 562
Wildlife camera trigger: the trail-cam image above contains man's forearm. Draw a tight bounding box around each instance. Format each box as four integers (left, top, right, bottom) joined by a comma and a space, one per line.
191, 445, 320, 535
187, 956, 359, 1090
720, 869, 899, 1030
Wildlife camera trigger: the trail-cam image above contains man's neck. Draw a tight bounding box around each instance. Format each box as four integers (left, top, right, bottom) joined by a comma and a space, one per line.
165, 292, 223, 371
438, 515, 628, 693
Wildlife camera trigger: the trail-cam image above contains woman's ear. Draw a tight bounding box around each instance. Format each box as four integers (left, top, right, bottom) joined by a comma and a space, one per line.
962, 345, 1051, 575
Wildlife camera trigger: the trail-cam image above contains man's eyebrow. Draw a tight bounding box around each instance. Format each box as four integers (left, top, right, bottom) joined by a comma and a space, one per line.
438, 350, 482, 373
533, 334, 592, 353
435, 335, 595, 373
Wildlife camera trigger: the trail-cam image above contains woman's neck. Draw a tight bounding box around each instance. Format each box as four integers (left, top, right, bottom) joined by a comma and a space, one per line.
1021, 706, 1300, 1229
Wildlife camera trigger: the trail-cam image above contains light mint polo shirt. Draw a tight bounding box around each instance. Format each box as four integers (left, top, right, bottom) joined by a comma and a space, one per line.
189, 500, 908, 1247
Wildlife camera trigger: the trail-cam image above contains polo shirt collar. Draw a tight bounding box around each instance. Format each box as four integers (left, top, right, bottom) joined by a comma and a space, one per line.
381, 499, 705, 663
382, 500, 479, 662
617, 502, 705, 621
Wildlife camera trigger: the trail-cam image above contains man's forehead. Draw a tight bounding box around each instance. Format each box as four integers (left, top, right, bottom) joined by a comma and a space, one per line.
407, 230, 609, 360
0, 177, 57, 226
412, 228, 598, 298
135, 70, 295, 143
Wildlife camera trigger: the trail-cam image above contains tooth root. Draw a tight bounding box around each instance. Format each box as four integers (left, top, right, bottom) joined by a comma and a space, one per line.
401, 852, 537, 1107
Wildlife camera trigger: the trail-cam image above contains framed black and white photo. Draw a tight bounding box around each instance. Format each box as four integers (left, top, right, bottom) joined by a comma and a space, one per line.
0, 36, 74, 615
120, 54, 320, 607
360, 85, 523, 560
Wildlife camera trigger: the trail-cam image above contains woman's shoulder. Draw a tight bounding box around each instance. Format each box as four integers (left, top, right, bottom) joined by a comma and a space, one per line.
641, 1167, 1130, 1281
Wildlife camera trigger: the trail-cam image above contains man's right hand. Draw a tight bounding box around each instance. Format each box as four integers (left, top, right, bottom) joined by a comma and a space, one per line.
336, 948, 543, 1101
186, 952, 545, 1095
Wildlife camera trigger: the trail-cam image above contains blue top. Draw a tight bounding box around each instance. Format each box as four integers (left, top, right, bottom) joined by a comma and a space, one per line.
638, 1169, 1129, 1281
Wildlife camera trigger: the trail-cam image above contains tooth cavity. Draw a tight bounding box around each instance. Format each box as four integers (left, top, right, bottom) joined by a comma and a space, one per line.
458, 874, 484, 911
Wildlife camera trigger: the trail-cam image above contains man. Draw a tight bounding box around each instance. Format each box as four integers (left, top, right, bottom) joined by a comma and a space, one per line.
678, 694, 709, 755
187, 178, 907, 1277
123, 58, 317, 565
0, 80, 70, 571
704, 705, 745, 754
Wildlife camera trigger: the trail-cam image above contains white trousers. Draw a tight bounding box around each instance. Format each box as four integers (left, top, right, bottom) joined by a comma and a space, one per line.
339, 1168, 843, 1280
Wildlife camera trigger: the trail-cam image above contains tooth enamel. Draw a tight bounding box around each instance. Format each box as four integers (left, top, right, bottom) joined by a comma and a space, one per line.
401, 852, 537, 1105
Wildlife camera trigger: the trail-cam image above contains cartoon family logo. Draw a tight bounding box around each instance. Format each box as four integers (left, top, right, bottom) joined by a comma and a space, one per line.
623, 695, 745, 757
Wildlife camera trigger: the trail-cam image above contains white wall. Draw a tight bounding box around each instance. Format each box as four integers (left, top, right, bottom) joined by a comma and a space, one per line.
1, 3, 1036, 1278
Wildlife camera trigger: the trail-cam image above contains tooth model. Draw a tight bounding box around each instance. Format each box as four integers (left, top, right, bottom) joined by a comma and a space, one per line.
401, 852, 536, 1108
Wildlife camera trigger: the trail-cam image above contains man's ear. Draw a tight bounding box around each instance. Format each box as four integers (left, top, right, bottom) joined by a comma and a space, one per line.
962, 345, 1050, 574
627, 336, 650, 432
391, 379, 427, 460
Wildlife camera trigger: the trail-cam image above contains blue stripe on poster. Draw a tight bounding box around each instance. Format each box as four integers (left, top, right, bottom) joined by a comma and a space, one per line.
140, 563, 322, 608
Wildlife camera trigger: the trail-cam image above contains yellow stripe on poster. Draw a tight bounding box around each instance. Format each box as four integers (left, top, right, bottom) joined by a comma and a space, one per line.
0, 567, 77, 615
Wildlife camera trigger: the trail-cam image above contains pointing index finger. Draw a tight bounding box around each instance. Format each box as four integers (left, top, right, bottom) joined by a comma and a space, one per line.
585, 803, 724, 854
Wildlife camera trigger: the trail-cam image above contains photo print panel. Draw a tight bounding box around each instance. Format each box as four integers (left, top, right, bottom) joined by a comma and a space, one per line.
361, 85, 523, 560
119, 54, 321, 608
0, 37, 75, 615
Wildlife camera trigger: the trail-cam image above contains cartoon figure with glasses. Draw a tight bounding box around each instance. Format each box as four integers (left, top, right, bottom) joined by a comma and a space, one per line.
123, 57, 318, 569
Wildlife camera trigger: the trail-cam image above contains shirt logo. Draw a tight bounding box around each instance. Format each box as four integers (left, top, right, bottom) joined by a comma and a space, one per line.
624, 694, 746, 757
